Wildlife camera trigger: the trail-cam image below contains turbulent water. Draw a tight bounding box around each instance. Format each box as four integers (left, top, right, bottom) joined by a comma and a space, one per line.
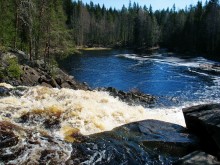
0, 83, 186, 164
0, 83, 185, 136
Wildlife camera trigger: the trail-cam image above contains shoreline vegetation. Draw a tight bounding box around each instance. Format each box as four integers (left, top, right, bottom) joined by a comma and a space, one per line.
77, 47, 113, 51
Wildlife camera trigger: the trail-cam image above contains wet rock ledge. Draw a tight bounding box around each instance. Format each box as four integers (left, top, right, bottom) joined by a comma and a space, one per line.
175, 104, 220, 164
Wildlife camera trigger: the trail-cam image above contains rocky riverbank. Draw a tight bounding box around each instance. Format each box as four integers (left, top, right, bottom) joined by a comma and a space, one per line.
0, 49, 156, 107
0, 49, 90, 90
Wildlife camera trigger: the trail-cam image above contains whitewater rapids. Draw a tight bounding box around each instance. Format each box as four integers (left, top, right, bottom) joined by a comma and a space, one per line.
0, 83, 185, 138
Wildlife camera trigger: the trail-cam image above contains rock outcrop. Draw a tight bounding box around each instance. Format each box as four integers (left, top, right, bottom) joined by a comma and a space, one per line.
183, 104, 220, 158
138, 120, 198, 156
114, 120, 199, 157
0, 50, 90, 90
69, 120, 199, 164
176, 104, 220, 164
18, 64, 90, 90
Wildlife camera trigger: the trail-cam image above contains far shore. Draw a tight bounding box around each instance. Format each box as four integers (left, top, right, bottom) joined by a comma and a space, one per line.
77, 47, 112, 51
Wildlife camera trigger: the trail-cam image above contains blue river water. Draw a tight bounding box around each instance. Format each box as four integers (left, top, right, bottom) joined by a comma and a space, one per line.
61, 49, 220, 106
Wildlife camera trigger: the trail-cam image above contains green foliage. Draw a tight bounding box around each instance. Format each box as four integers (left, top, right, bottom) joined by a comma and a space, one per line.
0, 1, 16, 47
6, 58, 22, 79
0, 64, 5, 80
48, 58, 59, 78
0, 0, 220, 63
0, 45, 9, 53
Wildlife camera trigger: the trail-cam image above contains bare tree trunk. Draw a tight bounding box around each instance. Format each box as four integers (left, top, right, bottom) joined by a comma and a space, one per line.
14, 0, 19, 49
29, 32, 32, 61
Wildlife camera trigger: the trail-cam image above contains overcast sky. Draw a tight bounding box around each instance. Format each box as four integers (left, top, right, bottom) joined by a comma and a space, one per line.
80, 0, 206, 10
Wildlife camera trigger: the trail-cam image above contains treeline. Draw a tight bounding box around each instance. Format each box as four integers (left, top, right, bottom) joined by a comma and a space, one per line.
0, 0, 220, 60
156, 0, 220, 59
64, 0, 160, 48
0, 0, 72, 62
65, 0, 220, 59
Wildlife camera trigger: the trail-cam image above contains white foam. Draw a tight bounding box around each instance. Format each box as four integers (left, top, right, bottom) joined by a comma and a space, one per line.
116, 53, 220, 71
0, 85, 186, 137
116, 54, 146, 61
188, 68, 210, 77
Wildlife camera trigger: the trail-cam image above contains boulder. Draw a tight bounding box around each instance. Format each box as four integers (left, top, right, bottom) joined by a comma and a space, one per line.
120, 120, 199, 157
183, 104, 220, 157
0, 86, 10, 97
61, 82, 71, 88
137, 120, 199, 157
174, 151, 220, 165
70, 120, 199, 164
20, 65, 41, 86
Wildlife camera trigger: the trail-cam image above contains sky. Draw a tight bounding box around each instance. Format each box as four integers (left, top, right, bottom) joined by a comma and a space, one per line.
80, 0, 207, 10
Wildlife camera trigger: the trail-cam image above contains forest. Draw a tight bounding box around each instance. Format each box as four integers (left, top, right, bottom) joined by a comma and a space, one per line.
0, 0, 220, 60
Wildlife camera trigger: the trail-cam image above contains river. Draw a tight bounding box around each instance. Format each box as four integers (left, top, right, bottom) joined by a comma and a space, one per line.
61, 49, 220, 107
1, 49, 220, 164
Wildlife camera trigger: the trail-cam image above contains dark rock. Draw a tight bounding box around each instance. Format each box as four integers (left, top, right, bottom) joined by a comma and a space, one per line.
71, 120, 199, 164
4, 113, 11, 118
49, 78, 60, 88
38, 76, 59, 88
0, 86, 10, 97
66, 79, 76, 86
11, 80, 20, 86
44, 118, 60, 129
100, 87, 156, 107
0, 121, 19, 148
38, 76, 44, 83
174, 151, 220, 165
183, 104, 220, 157
107, 87, 118, 94
55, 77, 62, 86
137, 120, 199, 157
0, 86, 26, 97
116, 120, 199, 157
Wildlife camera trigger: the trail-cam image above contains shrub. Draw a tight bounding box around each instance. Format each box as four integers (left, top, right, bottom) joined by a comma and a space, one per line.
6, 58, 22, 79
49, 58, 58, 77
0, 66, 5, 80
0, 45, 8, 53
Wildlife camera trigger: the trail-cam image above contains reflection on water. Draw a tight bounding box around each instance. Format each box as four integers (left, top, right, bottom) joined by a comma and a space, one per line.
61, 50, 220, 106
